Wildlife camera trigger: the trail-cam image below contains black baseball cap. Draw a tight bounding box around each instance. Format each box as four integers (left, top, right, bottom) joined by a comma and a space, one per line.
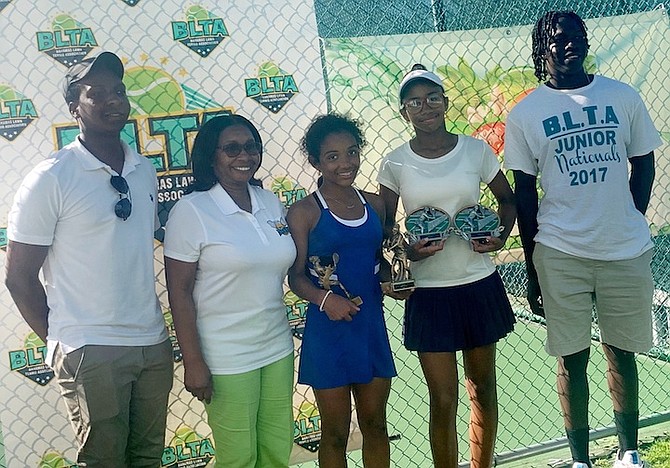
62, 51, 124, 102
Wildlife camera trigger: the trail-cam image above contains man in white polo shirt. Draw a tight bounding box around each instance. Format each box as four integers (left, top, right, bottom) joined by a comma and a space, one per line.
5, 51, 173, 467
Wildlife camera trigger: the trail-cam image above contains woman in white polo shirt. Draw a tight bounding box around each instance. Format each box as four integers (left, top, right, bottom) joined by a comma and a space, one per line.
163, 114, 296, 468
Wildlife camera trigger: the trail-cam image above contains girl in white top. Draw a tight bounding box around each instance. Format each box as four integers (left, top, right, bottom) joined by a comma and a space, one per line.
164, 115, 296, 468
378, 64, 516, 468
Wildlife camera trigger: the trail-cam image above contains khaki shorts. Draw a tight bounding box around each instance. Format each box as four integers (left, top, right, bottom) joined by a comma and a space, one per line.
52, 340, 173, 467
534, 243, 654, 357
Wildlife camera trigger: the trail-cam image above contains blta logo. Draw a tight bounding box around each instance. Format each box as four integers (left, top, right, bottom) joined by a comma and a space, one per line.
121, 0, 141, 5
39, 451, 77, 468
163, 309, 182, 362
52, 58, 230, 233
162, 426, 215, 468
270, 176, 307, 208
8, 332, 54, 386
245, 62, 299, 113
0, 1, 12, 13
0, 84, 38, 142
36, 14, 98, 67
294, 400, 321, 453
284, 290, 308, 339
171, 5, 229, 57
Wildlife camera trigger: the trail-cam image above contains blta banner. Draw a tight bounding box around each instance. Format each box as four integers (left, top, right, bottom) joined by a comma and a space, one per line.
323, 10, 670, 236
0, 0, 329, 466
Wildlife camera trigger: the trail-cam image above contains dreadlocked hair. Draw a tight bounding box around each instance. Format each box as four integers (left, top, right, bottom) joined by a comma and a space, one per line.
531, 10, 588, 82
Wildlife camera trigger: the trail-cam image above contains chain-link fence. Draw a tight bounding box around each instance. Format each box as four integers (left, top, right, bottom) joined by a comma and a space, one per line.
308, 1, 670, 466
0, 1, 668, 467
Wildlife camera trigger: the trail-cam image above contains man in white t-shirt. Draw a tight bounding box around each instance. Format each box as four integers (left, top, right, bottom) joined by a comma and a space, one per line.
504, 11, 662, 468
5, 52, 173, 467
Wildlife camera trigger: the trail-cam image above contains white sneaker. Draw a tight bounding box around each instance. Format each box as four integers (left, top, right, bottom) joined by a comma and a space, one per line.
613, 450, 649, 468
571, 462, 591, 468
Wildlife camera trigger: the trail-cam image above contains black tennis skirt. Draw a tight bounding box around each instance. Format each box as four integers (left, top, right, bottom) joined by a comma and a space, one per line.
404, 271, 515, 352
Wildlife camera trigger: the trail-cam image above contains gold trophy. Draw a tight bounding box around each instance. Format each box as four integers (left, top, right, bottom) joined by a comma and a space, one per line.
383, 224, 415, 292
309, 253, 363, 306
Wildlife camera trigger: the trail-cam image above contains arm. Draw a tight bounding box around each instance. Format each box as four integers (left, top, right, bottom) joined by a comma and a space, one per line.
164, 257, 212, 403
379, 184, 400, 239
366, 192, 413, 299
629, 151, 655, 215
5, 241, 50, 342
287, 199, 359, 321
472, 170, 516, 253
512, 170, 544, 317
364, 192, 391, 282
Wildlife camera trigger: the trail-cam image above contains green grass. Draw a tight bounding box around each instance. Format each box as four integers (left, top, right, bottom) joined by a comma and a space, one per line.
593, 436, 670, 468
644, 437, 670, 467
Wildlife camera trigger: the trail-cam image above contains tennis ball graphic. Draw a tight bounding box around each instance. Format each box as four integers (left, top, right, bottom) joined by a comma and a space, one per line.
271, 176, 294, 193
171, 426, 200, 446
52, 14, 78, 31
0, 84, 18, 101
124, 66, 185, 116
297, 401, 319, 419
258, 61, 285, 78
185, 5, 211, 21
24, 331, 45, 349
284, 290, 302, 306
39, 452, 75, 468
163, 309, 174, 328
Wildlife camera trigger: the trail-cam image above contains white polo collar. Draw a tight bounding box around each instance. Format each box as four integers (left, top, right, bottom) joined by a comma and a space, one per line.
208, 183, 267, 216
70, 136, 142, 176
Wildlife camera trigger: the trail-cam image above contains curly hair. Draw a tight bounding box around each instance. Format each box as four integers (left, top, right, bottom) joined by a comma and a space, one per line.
300, 113, 367, 167
187, 114, 263, 193
532, 10, 589, 82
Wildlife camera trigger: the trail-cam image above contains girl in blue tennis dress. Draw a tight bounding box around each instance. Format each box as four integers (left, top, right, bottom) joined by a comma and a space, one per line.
288, 114, 397, 467
299, 188, 396, 388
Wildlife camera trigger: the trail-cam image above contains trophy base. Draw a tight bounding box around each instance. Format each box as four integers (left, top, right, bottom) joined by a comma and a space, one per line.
409, 233, 448, 245
469, 231, 496, 240
392, 280, 415, 292
350, 296, 363, 306
418, 232, 446, 241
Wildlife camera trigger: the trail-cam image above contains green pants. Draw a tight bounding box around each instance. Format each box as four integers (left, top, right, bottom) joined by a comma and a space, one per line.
205, 353, 294, 468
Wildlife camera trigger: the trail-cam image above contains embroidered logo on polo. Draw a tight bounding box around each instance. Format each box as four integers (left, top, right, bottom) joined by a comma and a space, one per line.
171, 5, 229, 57
39, 451, 77, 468
0, 85, 38, 142
270, 176, 307, 208
0, 1, 12, 13
268, 217, 290, 236
8, 333, 54, 386
245, 62, 299, 113
294, 400, 321, 452
285, 290, 307, 339
162, 426, 215, 468
36, 14, 98, 67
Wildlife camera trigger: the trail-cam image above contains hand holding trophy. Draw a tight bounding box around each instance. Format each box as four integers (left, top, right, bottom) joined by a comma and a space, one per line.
309, 253, 363, 306
382, 224, 415, 292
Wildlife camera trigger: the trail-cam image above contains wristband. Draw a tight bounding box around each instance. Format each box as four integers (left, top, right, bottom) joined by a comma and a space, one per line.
319, 290, 333, 312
